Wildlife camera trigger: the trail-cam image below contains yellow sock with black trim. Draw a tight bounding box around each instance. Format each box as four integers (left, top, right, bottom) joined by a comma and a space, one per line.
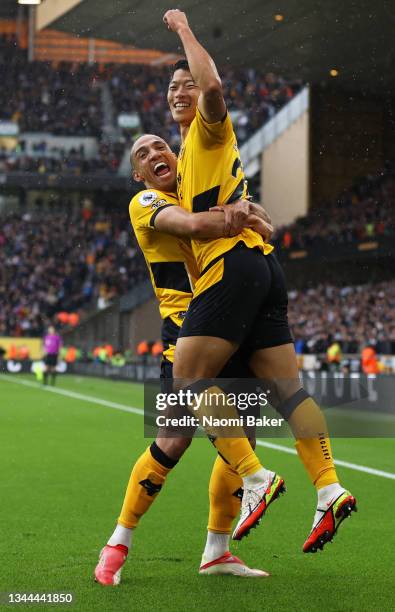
118, 443, 176, 528
212, 437, 262, 477
289, 397, 339, 489
207, 455, 243, 534
188, 385, 263, 478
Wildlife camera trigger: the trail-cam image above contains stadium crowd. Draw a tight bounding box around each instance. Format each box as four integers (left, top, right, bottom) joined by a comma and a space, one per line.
0, 36, 102, 137
0, 204, 147, 338
0, 35, 302, 150
274, 166, 395, 248
107, 63, 302, 147
1, 198, 394, 353
0, 142, 124, 175
1, 36, 394, 354
290, 281, 395, 355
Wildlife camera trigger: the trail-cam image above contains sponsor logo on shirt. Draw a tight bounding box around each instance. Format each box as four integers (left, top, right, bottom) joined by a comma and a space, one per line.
139, 191, 159, 207
151, 199, 167, 210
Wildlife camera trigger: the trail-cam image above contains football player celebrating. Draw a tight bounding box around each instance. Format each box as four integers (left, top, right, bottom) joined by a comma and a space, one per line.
94, 136, 273, 585
163, 8, 356, 551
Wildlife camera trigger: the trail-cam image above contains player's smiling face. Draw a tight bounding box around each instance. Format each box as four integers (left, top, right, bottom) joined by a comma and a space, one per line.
167, 69, 200, 126
131, 135, 177, 192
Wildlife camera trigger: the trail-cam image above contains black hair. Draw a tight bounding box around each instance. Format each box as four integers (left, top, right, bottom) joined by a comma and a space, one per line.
170, 59, 190, 78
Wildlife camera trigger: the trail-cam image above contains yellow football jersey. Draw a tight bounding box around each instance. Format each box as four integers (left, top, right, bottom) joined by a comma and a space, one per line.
177, 109, 273, 277
129, 189, 198, 361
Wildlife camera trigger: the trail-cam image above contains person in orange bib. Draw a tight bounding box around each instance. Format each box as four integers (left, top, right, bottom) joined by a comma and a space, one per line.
361, 345, 379, 374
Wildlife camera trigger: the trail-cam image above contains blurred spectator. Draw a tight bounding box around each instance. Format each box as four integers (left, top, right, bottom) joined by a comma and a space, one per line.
1, 200, 395, 351
151, 340, 163, 358
274, 166, 395, 248
0, 35, 302, 179
327, 341, 342, 371
289, 281, 395, 355
137, 340, 150, 365
111, 352, 126, 367
0, 36, 102, 136
0, 202, 147, 337
0, 35, 302, 148
107, 63, 302, 147
361, 345, 379, 374
0, 142, 124, 176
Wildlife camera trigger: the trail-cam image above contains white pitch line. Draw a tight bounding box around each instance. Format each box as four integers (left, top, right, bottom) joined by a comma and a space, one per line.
0, 374, 144, 416
2, 374, 395, 481
255, 440, 395, 480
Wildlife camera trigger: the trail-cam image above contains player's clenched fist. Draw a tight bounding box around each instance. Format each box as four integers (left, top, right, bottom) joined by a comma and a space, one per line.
163, 9, 189, 33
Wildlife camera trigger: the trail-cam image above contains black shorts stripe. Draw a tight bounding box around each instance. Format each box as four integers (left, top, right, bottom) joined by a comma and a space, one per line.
150, 262, 191, 292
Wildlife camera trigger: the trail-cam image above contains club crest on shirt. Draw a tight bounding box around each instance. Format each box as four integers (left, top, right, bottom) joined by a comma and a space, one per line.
139, 191, 158, 207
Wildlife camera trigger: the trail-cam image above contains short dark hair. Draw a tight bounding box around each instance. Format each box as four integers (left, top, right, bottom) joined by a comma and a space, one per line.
170, 59, 190, 78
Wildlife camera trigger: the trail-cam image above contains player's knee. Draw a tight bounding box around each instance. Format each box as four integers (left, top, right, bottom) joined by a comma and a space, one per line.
275, 388, 310, 420
154, 436, 192, 461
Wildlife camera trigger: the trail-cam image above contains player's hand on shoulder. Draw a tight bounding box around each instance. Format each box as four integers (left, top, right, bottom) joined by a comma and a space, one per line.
163, 9, 189, 33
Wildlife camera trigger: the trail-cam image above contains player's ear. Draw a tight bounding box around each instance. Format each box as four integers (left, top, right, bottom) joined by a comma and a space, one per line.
133, 169, 144, 183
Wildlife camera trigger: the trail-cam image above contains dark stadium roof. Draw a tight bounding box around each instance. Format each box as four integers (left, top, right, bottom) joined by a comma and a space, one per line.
38, 0, 394, 93
0, 0, 19, 19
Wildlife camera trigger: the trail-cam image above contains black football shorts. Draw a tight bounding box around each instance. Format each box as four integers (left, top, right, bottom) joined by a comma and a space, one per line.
44, 353, 58, 367
178, 243, 293, 352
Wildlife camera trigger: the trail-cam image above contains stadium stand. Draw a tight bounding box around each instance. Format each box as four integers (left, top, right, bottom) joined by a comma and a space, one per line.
0, 205, 147, 337
0, 35, 302, 148
274, 165, 395, 249
290, 281, 395, 355
0, 35, 394, 355
0, 36, 102, 137
107, 63, 303, 147
0, 141, 125, 175
1, 183, 394, 353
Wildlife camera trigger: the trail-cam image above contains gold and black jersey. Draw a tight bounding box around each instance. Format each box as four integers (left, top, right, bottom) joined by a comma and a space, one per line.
129, 189, 198, 362
177, 109, 273, 285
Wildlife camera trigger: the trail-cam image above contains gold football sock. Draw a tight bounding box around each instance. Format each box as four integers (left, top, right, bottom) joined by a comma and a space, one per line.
213, 437, 262, 477
207, 455, 243, 534
289, 397, 339, 489
190, 385, 263, 478
118, 443, 176, 528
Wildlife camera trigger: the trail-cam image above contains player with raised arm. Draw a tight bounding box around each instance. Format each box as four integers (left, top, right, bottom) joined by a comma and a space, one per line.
163, 8, 356, 550
94, 135, 273, 585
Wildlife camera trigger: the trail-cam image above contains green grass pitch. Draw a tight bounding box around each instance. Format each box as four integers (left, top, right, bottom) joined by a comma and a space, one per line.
1, 374, 394, 612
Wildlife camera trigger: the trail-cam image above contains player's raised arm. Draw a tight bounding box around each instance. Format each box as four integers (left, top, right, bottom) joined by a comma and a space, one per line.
164, 9, 226, 123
